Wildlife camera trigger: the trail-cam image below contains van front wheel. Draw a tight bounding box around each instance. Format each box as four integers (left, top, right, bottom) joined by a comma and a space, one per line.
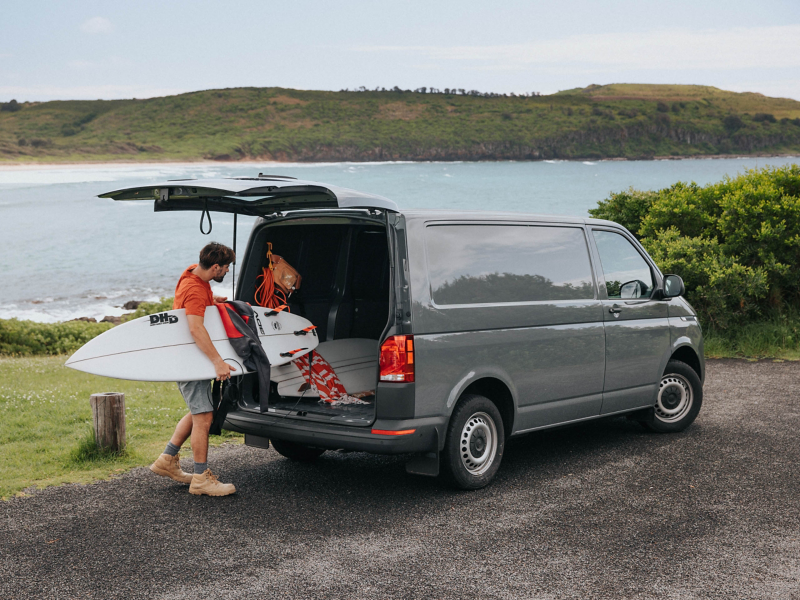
643, 360, 703, 433
442, 394, 505, 490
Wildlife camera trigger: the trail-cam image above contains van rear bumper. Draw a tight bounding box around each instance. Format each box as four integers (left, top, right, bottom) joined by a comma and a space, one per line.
224, 410, 446, 455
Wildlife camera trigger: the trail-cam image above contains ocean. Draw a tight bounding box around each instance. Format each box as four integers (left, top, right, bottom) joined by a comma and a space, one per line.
1, 156, 797, 323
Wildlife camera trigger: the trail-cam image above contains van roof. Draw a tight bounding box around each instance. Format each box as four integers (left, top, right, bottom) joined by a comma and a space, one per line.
396, 208, 620, 228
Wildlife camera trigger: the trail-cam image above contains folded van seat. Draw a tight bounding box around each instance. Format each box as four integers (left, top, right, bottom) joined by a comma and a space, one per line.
271, 338, 379, 397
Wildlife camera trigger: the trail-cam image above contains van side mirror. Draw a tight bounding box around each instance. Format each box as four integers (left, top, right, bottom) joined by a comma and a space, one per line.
662, 274, 685, 298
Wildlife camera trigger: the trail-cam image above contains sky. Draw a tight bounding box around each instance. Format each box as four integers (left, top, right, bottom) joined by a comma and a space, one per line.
2, 0, 800, 102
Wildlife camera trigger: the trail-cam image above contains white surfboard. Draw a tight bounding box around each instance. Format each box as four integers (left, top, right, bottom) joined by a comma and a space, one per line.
270, 338, 378, 397
65, 306, 319, 382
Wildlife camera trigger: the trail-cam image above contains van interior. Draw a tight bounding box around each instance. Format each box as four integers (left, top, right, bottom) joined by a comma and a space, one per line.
236, 216, 391, 426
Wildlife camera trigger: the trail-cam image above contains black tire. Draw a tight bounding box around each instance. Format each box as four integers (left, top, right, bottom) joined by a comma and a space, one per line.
442, 394, 505, 490
270, 438, 326, 462
642, 359, 703, 433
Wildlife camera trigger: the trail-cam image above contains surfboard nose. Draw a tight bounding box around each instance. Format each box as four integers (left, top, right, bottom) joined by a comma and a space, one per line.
64, 344, 91, 370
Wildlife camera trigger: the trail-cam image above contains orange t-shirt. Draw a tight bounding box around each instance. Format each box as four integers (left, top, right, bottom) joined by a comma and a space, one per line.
173, 264, 215, 317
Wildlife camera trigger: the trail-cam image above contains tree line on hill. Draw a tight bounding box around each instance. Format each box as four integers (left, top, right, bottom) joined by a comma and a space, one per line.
339, 86, 542, 97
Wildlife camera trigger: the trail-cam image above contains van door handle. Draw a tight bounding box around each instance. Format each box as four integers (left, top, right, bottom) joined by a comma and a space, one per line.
609, 305, 622, 314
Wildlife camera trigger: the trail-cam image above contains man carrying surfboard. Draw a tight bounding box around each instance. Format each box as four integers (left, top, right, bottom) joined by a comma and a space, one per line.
150, 242, 238, 496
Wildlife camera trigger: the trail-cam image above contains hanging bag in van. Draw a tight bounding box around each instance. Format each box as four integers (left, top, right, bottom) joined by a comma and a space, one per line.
255, 243, 302, 308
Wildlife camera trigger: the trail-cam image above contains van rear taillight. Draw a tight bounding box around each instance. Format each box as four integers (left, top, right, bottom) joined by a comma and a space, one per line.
379, 335, 414, 382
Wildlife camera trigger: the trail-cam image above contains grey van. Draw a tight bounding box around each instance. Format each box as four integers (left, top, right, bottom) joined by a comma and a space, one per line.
102, 175, 704, 489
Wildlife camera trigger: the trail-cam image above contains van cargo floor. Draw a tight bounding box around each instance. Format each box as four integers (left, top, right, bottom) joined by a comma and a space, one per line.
269, 396, 375, 423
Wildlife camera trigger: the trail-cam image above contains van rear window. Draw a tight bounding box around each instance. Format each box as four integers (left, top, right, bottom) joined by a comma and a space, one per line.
426, 225, 595, 305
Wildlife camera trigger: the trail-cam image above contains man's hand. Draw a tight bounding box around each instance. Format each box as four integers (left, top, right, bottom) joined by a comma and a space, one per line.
213, 295, 228, 303
213, 358, 237, 381
187, 314, 236, 380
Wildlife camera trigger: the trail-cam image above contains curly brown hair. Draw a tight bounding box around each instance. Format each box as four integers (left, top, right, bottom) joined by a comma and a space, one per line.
199, 242, 236, 269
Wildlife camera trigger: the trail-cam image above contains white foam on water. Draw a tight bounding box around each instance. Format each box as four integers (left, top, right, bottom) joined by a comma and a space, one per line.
0, 303, 128, 324
0, 287, 167, 323
210, 282, 233, 300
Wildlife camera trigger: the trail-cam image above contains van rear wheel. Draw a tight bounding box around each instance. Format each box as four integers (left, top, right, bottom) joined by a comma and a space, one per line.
442, 394, 505, 490
270, 438, 326, 462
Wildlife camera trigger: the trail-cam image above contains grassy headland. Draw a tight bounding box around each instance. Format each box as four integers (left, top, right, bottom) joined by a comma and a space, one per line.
2, 84, 800, 163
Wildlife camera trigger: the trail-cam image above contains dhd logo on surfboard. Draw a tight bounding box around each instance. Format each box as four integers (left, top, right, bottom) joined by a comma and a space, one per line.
150, 313, 179, 326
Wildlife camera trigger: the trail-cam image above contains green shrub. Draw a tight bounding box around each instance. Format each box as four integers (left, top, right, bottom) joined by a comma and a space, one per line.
642, 228, 768, 329
0, 298, 177, 357
0, 99, 21, 112
590, 187, 658, 234
0, 319, 113, 356
723, 114, 744, 133
753, 113, 776, 123
589, 164, 800, 332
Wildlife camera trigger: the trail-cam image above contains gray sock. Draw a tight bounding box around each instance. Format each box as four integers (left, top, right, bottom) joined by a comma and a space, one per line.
164, 442, 180, 456
193, 462, 208, 475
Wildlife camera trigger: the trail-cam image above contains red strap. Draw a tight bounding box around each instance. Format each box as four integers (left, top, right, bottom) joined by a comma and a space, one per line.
265, 305, 288, 316
293, 325, 318, 336
280, 347, 307, 358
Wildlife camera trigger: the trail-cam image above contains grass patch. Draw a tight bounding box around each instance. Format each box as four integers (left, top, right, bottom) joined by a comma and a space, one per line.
704, 312, 800, 360
0, 355, 241, 499
68, 427, 131, 464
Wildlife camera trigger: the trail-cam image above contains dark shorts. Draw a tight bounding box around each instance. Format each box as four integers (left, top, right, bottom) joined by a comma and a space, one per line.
177, 380, 213, 414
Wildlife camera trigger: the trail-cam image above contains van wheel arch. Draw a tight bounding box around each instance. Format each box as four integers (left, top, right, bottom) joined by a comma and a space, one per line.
670, 345, 702, 381
460, 378, 515, 440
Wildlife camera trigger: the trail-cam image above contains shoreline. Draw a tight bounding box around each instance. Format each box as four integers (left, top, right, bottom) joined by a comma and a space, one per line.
1, 153, 798, 170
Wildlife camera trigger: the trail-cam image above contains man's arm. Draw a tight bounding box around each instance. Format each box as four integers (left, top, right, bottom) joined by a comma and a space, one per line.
186, 314, 236, 381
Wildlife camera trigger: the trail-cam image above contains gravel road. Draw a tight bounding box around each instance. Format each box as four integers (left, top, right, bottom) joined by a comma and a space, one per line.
2, 359, 799, 599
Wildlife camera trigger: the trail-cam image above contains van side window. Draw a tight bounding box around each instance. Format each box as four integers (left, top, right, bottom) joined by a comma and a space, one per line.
426, 225, 595, 305
592, 230, 654, 299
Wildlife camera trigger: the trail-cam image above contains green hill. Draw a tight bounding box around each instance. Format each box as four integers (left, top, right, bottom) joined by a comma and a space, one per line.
2, 84, 800, 163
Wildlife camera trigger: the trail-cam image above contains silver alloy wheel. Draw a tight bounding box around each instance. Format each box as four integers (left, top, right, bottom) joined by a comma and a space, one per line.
655, 373, 693, 423
460, 412, 498, 475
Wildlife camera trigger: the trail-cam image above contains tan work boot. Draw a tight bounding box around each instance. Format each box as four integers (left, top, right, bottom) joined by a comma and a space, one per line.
189, 469, 236, 496
150, 453, 193, 484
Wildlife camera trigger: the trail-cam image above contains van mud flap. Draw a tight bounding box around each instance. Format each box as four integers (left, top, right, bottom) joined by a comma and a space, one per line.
405, 428, 440, 477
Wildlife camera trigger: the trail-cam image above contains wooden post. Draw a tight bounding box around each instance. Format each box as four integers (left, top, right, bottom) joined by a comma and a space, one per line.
90, 392, 126, 451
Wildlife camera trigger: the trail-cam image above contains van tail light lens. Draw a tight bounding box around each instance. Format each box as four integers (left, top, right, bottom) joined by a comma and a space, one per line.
371, 428, 417, 436
379, 335, 415, 382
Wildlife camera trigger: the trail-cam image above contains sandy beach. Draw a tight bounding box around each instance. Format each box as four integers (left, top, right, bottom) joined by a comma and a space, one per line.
1, 153, 798, 171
